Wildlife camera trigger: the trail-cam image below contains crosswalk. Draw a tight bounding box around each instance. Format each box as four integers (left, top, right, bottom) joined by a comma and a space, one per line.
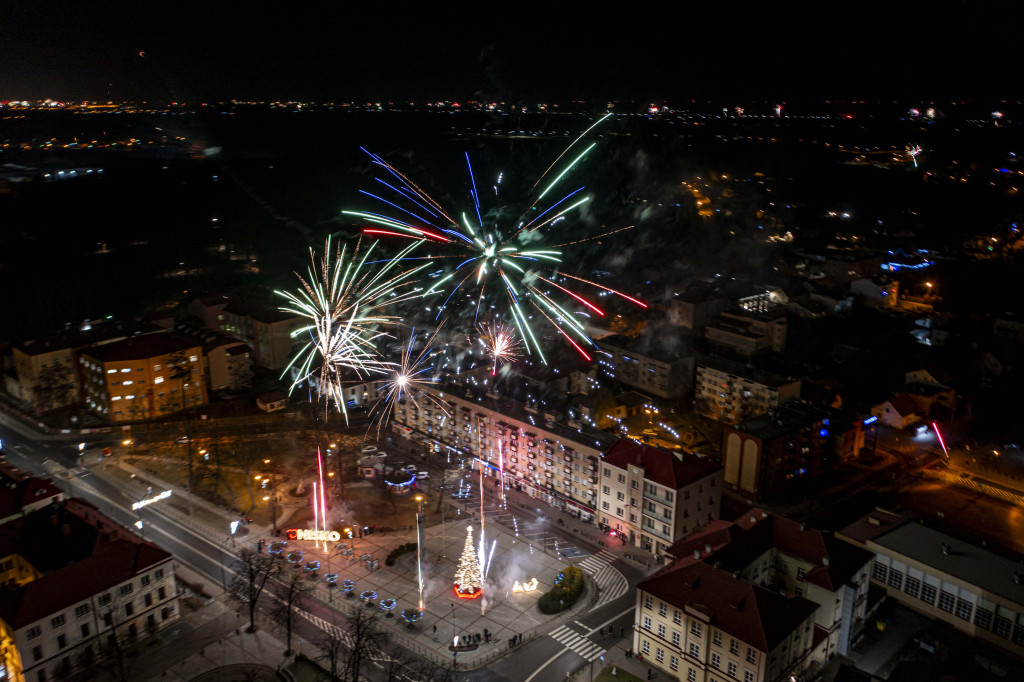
549, 624, 606, 661
577, 551, 628, 602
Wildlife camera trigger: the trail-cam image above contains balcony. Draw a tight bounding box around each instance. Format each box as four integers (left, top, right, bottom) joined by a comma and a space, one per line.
640, 521, 672, 542
642, 489, 674, 506
642, 507, 672, 525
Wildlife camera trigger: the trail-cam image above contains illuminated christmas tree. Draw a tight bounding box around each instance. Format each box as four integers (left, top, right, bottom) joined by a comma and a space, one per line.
454, 525, 483, 598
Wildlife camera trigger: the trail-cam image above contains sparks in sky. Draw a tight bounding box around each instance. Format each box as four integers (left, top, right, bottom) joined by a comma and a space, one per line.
907, 144, 922, 167
342, 114, 646, 363
475, 319, 523, 377
370, 326, 450, 432
276, 236, 426, 421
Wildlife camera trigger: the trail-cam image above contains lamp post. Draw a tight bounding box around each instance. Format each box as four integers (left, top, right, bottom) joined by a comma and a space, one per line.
415, 494, 425, 610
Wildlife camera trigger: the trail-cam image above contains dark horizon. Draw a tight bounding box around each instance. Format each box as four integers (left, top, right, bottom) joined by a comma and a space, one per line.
4, 2, 1022, 104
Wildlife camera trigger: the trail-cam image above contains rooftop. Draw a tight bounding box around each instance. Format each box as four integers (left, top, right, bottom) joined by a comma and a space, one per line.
668, 509, 874, 593
0, 498, 172, 629
14, 320, 165, 357
731, 401, 830, 441
639, 561, 818, 651
601, 439, 721, 489
0, 464, 63, 523
697, 356, 798, 389
83, 332, 200, 362
871, 521, 1024, 606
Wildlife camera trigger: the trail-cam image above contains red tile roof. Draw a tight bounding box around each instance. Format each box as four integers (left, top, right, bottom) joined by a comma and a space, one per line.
885, 395, 922, 418
665, 509, 874, 593
639, 561, 818, 651
0, 498, 172, 629
0, 466, 63, 521
602, 439, 721, 489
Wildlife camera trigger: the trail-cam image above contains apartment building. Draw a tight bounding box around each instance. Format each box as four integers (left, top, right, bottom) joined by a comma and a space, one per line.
79, 333, 206, 423
8, 321, 163, 413
705, 312, 787, 358
0, 498, 179, 682
839, 510, 1024, 659
695, 357, 801, 425
597, 439, 722, 557
219, 301, 302, 371
667, 511, 874, 660
598, 334, 695, 400
390, 381, 616, 521
721, 401, 832, 502
635, 561, 818, 682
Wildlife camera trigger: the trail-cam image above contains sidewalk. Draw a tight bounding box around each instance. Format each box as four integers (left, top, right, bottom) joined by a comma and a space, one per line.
97, 455, 612, 671
107, 562, 290, 681
564, 635, 657, 682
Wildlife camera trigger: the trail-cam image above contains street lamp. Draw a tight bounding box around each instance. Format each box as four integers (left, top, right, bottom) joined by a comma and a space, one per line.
415, 494, 424, 610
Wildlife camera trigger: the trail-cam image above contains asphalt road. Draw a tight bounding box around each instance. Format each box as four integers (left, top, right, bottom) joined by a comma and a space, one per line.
1, 413, 648, 682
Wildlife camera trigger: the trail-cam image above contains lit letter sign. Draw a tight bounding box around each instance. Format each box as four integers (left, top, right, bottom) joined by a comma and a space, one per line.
286, 528, 342, 542
132, 490, 172, 510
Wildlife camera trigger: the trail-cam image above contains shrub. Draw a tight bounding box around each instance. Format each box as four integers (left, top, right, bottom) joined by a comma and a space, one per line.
385, 542, 418, 566
537, 566, 584, 613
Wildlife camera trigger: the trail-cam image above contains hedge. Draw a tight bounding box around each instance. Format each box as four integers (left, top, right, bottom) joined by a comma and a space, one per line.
385, 542, 418, 566
538, 566, 584, 613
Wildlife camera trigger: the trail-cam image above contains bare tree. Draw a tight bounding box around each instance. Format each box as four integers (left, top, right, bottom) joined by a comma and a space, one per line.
316, 606, 387, 682
381, 643, 453, 682
229, 548, 281, 633
167, 349, 199, 490
273, 569, 313, 655
227, 439, 264, 512
95, 591, 142, 682
32, 359, 76, 415
315, 621, 347, 682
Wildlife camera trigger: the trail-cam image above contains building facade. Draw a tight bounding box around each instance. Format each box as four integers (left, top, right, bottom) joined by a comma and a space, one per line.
695, 358, 801, 425
390, 381, 616, 521
721, 401, 831, 502
635, 561, 819, 682
704, 312, 787, 358
0, 498, 179, 682
79, 334, 207, 423
839, 510, 1024, 659
597, 440, 722, 557
598, 335, 695, 400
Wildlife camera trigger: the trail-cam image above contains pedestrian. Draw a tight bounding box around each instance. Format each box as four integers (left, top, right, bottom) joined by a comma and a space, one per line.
620, 626, 624, 638
647, 669, 652, 681
599, 627, 604, 636
433, 625, 437, 635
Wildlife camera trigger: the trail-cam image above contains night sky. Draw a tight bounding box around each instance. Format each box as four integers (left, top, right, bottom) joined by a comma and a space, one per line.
3, 2, 1021, 103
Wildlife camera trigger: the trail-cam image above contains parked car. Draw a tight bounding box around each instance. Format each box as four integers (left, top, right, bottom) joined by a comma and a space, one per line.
450, 488, 471, 499
401, 464, 417, 473
416, 471, 429, 480
361, 445, 378, 454
175, 436, 190, 444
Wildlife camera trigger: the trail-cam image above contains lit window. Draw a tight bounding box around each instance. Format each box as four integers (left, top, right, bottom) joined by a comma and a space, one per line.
111, 396, 121, 401
153, 364, 161, 371
126, 395, 135, 400
123, 380, 132, 386
121, 368, 130, 373
155, 376, 164, 384
189, 355, 198, 362
107, 369, 117, 374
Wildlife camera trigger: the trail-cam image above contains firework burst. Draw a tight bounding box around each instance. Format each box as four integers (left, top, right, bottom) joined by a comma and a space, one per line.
370, 326, 451, 433
276, 236, 426, 421
475, 320, 523, 376
342, 114, 646, 363
907, 144, 923, 167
